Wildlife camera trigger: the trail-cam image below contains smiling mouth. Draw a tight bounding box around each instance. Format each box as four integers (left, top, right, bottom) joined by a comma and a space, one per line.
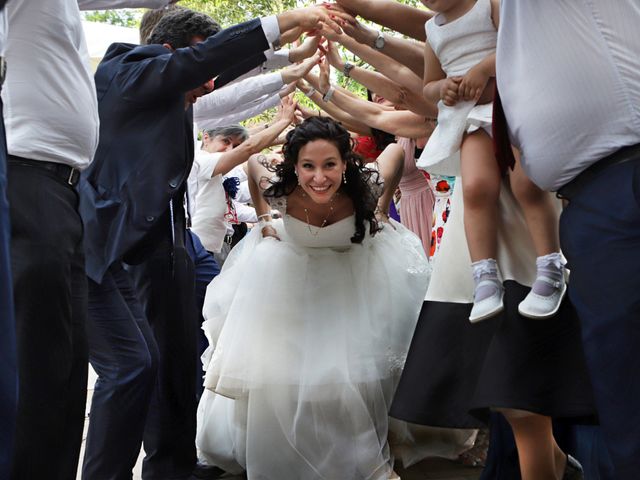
309, 185, 331, 193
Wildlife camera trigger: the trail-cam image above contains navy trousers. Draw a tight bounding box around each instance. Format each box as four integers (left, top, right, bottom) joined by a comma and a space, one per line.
559, 152, 640, 479
83, 262, 159, 479
186, 230, 219, 401
129, 209, 199, 480
0, 96, 17, 478
8, 161, 88, 479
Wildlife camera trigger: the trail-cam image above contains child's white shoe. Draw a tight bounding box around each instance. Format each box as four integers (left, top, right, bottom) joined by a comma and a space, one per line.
518, 252, 567, 319
469, 280, 504, 323
518, 274, 567, 319
469, 258, 504, 323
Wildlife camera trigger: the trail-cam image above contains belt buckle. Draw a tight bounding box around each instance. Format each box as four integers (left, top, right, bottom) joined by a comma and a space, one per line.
67, 167, 80, 186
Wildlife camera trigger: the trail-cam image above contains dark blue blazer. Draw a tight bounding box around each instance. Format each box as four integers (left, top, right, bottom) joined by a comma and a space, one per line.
80, 19, 269, 283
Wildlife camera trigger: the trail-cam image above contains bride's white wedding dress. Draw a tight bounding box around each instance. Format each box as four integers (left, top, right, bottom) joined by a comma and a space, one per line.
196, 192, 430, 480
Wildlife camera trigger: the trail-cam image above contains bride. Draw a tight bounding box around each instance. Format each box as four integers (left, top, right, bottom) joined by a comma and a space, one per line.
196, 116, 430, 480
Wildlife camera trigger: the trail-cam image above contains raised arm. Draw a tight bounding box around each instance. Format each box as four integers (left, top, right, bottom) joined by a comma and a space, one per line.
320, 27, 424, 97
297, 80, 373, 135
333, 0, 431, 41
310, 60, 433, 138
340, 20, 424, 77
324, 41, 436, 117
212, 97, 295, 177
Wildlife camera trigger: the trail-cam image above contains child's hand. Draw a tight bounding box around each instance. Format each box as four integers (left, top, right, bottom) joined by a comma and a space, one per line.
440, 77, 462, 106
458, 65, 490, 102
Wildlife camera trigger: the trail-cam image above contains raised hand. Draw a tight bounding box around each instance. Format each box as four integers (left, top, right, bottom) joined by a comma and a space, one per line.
276, 94, 298, 125
340, 19, 376, 46
282, 52, 322, 84
324, 41, 345, 70
318, 57, 332, 95
288, 36, 321, 63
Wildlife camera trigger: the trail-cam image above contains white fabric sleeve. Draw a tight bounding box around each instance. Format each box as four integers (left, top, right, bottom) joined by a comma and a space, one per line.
197, 94, 281, 131
260, 16, 281, 51
195, 151, 222, 183
264, 50, 292, 70
194, 72, 284, 122
78, 0, 170, 10
234, 200, 258, 223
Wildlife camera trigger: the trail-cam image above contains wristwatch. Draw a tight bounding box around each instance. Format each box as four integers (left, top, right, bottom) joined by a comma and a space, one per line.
373, 31, 385, 50
342, 61, 355, 78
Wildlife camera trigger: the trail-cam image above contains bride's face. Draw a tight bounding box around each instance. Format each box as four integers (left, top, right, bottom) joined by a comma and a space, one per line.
295, 139, 346, 205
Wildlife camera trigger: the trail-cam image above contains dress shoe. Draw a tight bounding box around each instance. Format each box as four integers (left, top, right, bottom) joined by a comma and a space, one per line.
518, 274, 567, 319
469, 280, 504, 323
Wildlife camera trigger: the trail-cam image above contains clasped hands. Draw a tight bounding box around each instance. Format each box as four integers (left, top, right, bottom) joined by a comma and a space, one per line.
439, 64, 491, 107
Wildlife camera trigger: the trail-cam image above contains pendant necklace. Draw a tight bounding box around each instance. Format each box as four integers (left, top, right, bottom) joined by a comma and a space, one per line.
300, 189, 339, 236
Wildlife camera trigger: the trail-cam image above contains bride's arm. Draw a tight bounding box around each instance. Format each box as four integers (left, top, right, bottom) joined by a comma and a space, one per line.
248, 154, 280, 240
373, 143, 404, 222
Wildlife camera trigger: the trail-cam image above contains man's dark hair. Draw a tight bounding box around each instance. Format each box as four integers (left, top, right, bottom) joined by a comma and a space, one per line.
146, 8, 221, 49
139, 5, 185, 44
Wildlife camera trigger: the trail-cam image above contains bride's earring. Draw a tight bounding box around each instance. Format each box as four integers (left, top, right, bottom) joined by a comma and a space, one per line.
294, 169, 300, 185
342, 170, 347, 184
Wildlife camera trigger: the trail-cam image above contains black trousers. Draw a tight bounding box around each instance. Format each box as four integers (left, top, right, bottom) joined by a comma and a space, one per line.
8, 163, 88, 479
129, 205, 199, 479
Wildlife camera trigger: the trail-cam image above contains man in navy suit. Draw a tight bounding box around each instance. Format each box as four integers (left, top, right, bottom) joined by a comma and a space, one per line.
79, 6, 349, 479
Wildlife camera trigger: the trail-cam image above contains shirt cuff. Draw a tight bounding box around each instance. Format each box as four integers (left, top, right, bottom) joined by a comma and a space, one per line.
264, 50, 292, 70
260, 16, 281, 52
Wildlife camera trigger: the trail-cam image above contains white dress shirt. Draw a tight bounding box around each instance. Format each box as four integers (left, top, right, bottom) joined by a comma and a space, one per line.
190, 151, 230, 253
2, 0, 99, 169
0, 11, 7, 56
194, 71, 283, 124
497, 0, 640, 191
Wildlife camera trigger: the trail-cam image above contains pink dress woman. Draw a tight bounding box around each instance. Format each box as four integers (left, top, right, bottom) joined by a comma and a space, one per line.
397, 137, 436, 256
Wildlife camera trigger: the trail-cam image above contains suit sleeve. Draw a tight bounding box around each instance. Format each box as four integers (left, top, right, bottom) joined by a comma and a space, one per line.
117, 18, 271, 103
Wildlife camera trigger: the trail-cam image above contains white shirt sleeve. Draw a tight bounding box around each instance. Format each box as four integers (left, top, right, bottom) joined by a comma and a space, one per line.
194, 71, 283, 122
197, 93, 281, 131
264, 50, 292, 70
259, 15, 280, 51
234, 200, 258, 223
78, 0, 171, 9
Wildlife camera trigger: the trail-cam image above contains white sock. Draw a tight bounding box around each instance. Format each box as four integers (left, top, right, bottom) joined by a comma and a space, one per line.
532, 252, 564, 296
471, 258, 502, 302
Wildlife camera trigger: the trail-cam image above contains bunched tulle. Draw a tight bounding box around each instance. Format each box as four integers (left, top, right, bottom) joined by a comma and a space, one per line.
197, 217, 431, 479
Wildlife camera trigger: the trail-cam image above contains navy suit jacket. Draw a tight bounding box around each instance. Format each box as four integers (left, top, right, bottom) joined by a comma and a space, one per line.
80, 18, 269, 283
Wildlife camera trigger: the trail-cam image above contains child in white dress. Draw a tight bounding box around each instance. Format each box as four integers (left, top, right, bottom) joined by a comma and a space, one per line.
418, 0, 566, 322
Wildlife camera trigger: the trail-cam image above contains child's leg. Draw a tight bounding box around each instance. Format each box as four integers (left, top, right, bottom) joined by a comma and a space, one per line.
460, 130, 502, 261
509, 150, 559, 256
502, 410, 580, 480
460, 130, 503, 322
510, 151, 567, 319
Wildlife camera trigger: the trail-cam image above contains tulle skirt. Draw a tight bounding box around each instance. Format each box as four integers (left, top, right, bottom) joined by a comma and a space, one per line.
197, 219, 431, 479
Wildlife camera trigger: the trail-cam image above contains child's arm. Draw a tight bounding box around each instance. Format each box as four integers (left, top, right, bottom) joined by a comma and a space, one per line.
422, 39, 461, 107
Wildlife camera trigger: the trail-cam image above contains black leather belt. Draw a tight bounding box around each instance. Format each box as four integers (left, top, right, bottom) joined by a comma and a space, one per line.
8, 155, 80, 187
557, 143, 640, 201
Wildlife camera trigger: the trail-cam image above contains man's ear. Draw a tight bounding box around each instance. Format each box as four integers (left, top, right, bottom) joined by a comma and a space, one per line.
162, 43, 175, 52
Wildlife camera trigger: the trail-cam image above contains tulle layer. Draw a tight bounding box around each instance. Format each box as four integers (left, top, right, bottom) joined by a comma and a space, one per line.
196, 219, 430, 479
201, 219, 430, 398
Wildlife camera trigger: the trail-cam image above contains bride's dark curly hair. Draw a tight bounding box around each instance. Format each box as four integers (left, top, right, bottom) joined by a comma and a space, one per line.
264, 117, 382, 244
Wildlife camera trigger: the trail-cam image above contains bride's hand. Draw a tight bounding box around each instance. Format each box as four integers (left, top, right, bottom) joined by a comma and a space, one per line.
261, 225, 281, 241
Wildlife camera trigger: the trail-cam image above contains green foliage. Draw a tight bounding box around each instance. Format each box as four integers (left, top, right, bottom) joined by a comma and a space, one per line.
83, 9, 142, 27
